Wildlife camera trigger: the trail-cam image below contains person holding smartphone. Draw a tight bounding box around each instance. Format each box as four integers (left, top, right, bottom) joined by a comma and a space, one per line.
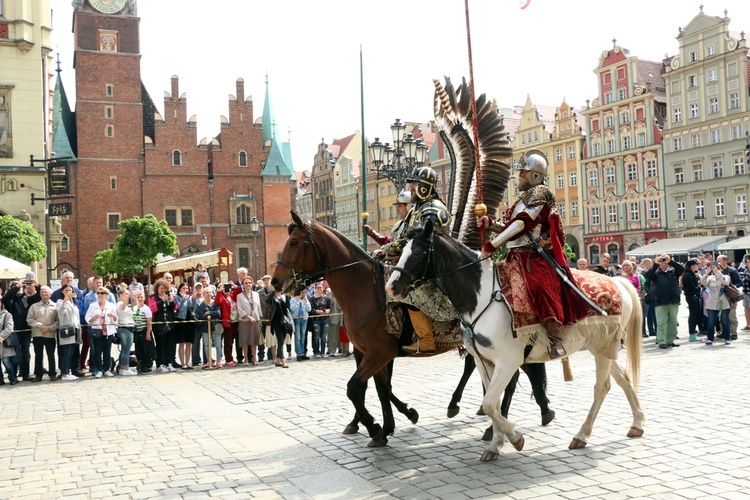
644, 254, 684, 349
701, 260, 731, 345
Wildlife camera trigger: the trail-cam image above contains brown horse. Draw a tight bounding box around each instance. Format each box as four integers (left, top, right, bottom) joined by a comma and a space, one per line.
272, 212, 553, 448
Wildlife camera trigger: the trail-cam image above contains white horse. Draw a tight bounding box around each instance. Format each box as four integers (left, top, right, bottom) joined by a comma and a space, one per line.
386, 221, 644, 462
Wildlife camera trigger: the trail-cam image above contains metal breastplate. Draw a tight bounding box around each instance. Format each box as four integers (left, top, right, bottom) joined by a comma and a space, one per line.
506, 200, 542, 248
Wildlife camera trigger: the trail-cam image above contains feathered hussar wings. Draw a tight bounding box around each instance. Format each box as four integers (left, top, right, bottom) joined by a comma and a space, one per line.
433, 77, 513, 250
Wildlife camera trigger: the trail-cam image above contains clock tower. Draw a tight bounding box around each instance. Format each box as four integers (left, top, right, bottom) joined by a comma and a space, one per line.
69, 0, 143, 275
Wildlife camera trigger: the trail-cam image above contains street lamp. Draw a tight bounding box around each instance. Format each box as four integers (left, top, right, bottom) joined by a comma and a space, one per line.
369, 118, 428, 192
250, 216, 260, 279
201, 233, 208, 248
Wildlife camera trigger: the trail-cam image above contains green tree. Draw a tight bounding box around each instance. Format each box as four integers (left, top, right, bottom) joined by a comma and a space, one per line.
112, 215, 177, 282
0, 215, 47, 265
91, 248, 131, 278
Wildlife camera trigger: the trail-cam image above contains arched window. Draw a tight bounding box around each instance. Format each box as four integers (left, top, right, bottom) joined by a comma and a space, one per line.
60, 235, 69, 252
238, 151, 247, 167
589, 245, 600, 265
607, 243, 620, 264
172, 150, 182, 166
236, 204, 251, 225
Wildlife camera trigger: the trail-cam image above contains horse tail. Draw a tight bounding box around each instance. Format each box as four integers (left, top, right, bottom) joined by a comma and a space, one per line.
620, 278, 643, 391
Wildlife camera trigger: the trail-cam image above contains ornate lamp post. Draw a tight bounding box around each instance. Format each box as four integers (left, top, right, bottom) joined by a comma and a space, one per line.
369, 118, 428, 192
250, 216, 260, 279
200, 233, 208, 249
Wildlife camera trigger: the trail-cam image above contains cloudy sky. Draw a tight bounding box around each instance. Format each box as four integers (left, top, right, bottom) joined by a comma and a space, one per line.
50, 0, 750, 171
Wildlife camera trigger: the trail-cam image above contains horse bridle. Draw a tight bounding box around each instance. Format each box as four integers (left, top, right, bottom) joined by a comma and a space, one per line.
275, 223, 374, 291
391, 231, 492, 293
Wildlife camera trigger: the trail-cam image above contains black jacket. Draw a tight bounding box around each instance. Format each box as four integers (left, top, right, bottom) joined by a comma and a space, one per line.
682, 271, 702, 301
645, 261, 684, 306
1, 285, 40, 332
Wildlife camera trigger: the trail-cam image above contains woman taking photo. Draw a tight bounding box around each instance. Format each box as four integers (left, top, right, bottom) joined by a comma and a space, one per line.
85, 287, 118, 378
115, 285, 138, 376
266, 290, 291, 368
701, 261, 731, 345
149, 278, 177, 373
682, 259, 703, 342
174, 282, 195, 369
56, 284, 82, 381
235, 277, 262, 365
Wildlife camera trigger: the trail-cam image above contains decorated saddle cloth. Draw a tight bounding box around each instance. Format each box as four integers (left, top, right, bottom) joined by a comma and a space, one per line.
498, 262, 624, 358
383, 267, 462, 352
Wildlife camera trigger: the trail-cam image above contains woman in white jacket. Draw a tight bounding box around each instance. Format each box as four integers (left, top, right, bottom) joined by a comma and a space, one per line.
56, 284, 82, 381
701, 262, 731, 345
85, 287, 118, 377
235, 277, 262, 365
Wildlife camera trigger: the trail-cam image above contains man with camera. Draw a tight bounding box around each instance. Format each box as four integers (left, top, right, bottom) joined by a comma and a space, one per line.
2, 277, 41, 381
644, 254, 684, 349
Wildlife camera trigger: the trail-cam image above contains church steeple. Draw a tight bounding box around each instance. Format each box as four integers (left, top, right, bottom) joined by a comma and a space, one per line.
262, 73, 276, 143
51, 55, 77, 160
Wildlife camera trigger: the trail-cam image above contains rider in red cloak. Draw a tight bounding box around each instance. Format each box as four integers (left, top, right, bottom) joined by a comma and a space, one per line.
478, 150, 591, 358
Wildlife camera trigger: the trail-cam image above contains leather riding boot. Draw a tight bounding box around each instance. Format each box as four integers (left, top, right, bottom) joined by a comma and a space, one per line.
404, 310, 436, 354
543, 319, 566, 359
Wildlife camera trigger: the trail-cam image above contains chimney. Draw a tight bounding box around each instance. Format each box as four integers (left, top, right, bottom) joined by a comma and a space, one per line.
171, 75, 179, 100
236, 78, 245, 103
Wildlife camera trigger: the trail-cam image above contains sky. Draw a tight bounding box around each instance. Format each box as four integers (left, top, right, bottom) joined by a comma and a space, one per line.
49, 0, 750, 172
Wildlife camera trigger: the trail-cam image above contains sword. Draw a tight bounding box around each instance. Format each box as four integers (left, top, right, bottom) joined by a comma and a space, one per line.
530, 239, 607, 316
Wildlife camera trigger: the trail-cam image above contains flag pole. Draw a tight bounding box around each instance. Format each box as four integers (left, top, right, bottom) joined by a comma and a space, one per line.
360, 44, 369, 251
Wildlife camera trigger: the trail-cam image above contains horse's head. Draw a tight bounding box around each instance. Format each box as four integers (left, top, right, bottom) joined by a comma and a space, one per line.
272, 211, 323, 293
386, 220, 436, 300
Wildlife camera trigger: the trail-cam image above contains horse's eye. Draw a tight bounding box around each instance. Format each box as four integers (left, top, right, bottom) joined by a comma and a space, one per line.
290, 240, 298, 247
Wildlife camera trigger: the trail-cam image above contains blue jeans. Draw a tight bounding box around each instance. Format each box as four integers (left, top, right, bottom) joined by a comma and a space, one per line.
58, 343, 75, 375
706, 309, 730, 341
311, 319, 329, 355
294, 318, 308, 356
91, 335, 112, 374
2, 356, 19, 383
117, 327, 134, 367
202, 330, 223, 364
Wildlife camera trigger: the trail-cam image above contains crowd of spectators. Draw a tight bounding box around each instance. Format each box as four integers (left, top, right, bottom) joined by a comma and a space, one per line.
578, 252, 749, 349
0, 265, 350, 386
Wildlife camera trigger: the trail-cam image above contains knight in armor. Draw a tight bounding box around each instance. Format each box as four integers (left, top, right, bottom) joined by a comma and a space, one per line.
477, 150, 590, 359
364, 190, 412, 245
376, 166, 451, 354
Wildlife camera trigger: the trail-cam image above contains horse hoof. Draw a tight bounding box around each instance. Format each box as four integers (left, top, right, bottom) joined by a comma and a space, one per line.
627, 427, 644, 438
541, 410, 555, 427
342, 424, 359, 435
479, 450, 499, 462
481, 427, 493, 442
447, 407, 460, 418
367, 437, 388, 448
476, 406, 486, 416
568, 438, 587, 449
511, 435, 525, 451
408, 409, 420, 425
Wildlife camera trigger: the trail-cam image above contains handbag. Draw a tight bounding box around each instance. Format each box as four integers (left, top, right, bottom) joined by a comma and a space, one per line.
282, 310, 294, 334
723, 284, 744, 303
91, 328, 105, 339
2, 316, 19, 348
59, 326, 78, 339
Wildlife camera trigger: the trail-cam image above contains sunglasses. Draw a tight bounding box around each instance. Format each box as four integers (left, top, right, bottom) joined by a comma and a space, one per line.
97, 292, 108, 295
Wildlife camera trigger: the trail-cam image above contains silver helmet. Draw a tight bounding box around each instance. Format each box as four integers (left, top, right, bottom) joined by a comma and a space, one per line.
517, 149, 548, 186
393, 190, 412, 205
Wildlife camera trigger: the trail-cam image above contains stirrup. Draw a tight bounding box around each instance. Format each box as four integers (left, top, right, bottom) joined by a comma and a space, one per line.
548, 337, 566, 359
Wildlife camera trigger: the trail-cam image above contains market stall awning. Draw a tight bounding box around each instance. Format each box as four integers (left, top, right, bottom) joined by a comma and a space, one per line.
153, 248, 232, 274
0, 254, 32, 279
717, 235, 750, 251
625, 235, 726, 258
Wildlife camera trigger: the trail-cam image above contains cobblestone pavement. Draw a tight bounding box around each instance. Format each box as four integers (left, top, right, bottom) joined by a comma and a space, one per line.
1, 305, 750, 499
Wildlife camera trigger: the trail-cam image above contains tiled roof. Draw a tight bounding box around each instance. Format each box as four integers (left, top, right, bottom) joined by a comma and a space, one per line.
142, 82, 157, 143
51, 73, 77, 159
262, 137, 295, 179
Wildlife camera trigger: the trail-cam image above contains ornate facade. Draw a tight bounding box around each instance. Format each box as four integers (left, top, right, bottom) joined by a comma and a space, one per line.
661, 8, 750, 262
581, 43, 668, 265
